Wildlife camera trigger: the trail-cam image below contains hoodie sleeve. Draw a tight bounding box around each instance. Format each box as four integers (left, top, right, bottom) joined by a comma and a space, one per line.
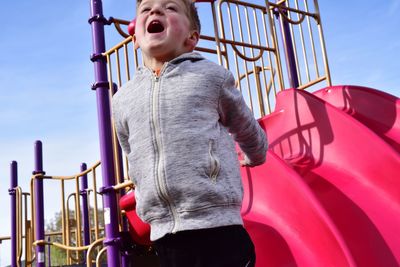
112, 96, 131, 156
218, 70, 268, 166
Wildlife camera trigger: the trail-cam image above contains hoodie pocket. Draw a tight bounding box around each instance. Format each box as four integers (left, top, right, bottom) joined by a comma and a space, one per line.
208, 139, 221, 183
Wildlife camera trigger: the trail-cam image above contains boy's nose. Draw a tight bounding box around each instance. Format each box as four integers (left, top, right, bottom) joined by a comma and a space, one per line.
150, 5, 164, 15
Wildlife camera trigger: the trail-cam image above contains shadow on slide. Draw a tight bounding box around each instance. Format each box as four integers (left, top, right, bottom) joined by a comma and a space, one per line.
243, 87, 400, 267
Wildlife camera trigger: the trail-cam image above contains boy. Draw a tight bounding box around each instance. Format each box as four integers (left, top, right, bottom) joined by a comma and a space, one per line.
112, 0, 268, 266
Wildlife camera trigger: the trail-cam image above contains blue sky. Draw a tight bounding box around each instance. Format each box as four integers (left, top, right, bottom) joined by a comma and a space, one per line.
0, 0, 399, 265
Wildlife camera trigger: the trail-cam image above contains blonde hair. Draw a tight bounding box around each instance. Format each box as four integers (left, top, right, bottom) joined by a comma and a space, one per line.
136, 0, 201, 33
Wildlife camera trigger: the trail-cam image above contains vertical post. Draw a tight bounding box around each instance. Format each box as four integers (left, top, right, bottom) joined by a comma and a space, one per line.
89, 1, 121, 266
275, 7, 299, 88
113, 83, 129, 267
9, 161, 18, 267
80, 163, 91, 248
47, 236, 51, 267
33, 140, 45, 267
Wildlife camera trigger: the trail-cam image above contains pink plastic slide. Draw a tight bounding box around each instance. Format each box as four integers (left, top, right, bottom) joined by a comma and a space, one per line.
244, 86, 400, 266
121, 86, 400, 266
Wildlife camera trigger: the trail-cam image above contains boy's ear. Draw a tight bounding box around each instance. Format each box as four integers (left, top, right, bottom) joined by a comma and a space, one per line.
133, 35, 140, 49
186, 30, 200, 50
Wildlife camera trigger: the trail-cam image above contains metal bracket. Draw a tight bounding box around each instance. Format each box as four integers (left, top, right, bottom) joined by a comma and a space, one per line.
79, 189, 89, 196
8, 188, 16, 195
90, 53, 106, 62
99, 185, 114, 195
88, 14, 112, 25
103, 236, 122, 246
32, 171, 46, 175
91, 81, 110, 90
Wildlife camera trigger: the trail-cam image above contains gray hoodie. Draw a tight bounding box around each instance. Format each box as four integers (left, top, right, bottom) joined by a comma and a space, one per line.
112, 52, 267, 241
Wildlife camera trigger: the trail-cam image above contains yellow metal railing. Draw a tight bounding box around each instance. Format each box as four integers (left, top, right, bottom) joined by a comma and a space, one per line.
29, 161, 108, 265
269, 0, 331, 90
103, 0, 330, 118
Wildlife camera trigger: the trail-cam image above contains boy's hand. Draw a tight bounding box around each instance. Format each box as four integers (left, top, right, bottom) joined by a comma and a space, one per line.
240, 159, 254, 167
239, 154, 264, 167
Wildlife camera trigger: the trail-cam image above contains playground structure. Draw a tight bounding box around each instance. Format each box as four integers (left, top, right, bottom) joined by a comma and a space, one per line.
3, 0, 400, 266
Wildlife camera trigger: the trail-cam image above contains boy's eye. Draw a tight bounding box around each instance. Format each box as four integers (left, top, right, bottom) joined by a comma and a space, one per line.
166, 5, 177, 11
140, 7, 151, 13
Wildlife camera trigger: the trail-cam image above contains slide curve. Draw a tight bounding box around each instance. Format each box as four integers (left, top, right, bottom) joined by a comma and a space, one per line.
243, 87, 400, 267
120, 86, 400, 267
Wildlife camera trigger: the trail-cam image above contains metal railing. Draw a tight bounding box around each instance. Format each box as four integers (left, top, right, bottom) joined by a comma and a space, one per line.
103, 0, 330, 118
28, 160, 107, 265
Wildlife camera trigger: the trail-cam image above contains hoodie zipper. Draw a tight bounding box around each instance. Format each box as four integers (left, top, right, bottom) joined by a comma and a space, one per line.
151, 73, 180, 233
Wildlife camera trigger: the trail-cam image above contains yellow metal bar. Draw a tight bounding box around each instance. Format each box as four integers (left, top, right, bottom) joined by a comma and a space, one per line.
287, 1, 302, 85
209, 1, 226, 67
39, 161, 101, 181
132, 39, 139, 69
304, 0, 319, 78
25, 220, 33, 267
125, 156, 130, 182
230, 3, 242, 92
106, 54, 114, 94
223, 0, 266, 11
96, 247, 108, 266
313, 0, 332, 86
29, 177, 35, 245
217, 1, 230, 69
254, 66, 265, 117
267, 2, 285, 91
86, 238, 105, 267
260, 4, 278, 109
123, 43, 131, 81
23, 192, 32, 266
244, 6, 264, 115
66, 192, 74, 264
111, 18, 131, 38
295, 0, 311, 83
113, 180, 134, 191
75, 176, 82, 249
61, 180, 66, 246
269, 1, 317, 20
103, 36, 133, 56
33, 239, 93, 251
297, 75, 326, 90
252, 7, 270, 114
16, 187, 23, 265
115, 49, 122, 87
232, 3, 254, 112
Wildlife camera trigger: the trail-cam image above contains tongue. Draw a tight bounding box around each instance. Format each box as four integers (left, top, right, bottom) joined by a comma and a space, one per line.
148, 21, 164, 33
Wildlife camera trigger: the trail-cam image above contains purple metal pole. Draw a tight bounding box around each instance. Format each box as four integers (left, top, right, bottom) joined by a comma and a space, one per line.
89, 1, 121, 266
80, 163, 91, 248
9, 161, 18, 267
33, 140, 45, 267
275, 7, 300, 88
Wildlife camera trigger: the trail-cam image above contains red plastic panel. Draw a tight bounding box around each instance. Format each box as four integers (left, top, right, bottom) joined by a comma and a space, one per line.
314, 85, 400, 152
260, 89, 400, 266
240, 151, 356, 267
119, 191, 151, 245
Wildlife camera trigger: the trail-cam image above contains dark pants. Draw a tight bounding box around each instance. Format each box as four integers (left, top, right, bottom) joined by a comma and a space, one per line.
154, 225, 256, 267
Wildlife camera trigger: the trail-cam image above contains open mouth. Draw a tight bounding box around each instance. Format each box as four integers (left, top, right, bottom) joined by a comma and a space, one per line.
147, 20, 165, 33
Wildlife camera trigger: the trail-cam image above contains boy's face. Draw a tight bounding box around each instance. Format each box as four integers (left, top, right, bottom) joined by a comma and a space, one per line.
135, 0, 198, 63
